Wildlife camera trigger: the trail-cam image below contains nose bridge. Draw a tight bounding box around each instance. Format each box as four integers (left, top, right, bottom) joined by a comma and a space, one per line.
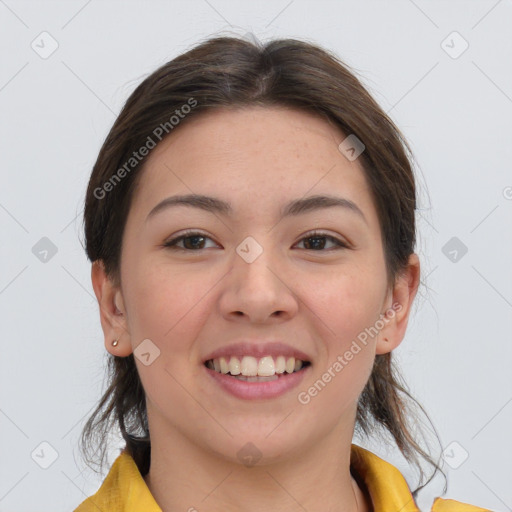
234, 236, 281, 295
219, 235, 297, 321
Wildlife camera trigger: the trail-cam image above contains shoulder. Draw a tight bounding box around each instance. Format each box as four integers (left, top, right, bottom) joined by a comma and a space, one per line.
73, 450, 161, 511
350, 445, 494, 512
431, 497, 494, 512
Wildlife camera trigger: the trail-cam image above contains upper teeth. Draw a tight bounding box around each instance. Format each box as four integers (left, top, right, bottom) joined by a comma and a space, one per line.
206, 355, 305, 377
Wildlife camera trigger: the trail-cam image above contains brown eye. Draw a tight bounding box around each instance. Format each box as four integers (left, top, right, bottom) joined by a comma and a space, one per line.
296, 232, 348, 251
163, 232, 218, 251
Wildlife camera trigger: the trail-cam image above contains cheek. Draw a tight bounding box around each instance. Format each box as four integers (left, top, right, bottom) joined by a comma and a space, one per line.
125, 263, 214, 420
312, 263, 386, 349
301, 262, 385, 402
123, 260, 209, 340
298, 283, 378, 420
122, 260, 222, 406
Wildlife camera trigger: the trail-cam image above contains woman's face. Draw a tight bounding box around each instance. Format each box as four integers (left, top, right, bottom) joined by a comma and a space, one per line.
94, 105, 418, 464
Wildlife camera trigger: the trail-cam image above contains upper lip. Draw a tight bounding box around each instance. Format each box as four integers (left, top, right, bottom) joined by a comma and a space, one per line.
202, 341, 312, 364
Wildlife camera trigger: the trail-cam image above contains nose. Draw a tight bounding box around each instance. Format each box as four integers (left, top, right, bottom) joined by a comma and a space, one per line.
217, 245, 299, 324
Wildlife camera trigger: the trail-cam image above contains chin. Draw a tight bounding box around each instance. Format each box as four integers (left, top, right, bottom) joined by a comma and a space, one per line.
201, 423, 312, 467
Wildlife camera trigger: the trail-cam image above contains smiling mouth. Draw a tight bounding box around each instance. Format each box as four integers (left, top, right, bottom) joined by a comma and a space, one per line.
204, 355, 311, 381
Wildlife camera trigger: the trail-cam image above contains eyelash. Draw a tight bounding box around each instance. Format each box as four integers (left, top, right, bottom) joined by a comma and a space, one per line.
162, 230, 349, 252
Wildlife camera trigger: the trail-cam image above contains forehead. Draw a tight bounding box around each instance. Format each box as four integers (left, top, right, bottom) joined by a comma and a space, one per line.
148, 105, 345, 164
129, 106, 375, 223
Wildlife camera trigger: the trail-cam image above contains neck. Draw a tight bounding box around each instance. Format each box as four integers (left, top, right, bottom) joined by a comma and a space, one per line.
142, 414, 370, 512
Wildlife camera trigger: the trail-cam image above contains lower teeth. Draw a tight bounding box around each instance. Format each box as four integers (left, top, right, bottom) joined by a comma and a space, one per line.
232, 374, 279, 382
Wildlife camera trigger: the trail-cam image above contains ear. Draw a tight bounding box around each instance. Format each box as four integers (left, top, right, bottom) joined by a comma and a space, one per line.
91, 260, 133, 357
375, 253, 420, 355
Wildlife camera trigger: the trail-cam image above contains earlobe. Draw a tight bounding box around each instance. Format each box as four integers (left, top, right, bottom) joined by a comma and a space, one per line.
375, 253, 420, 355
108, 335, 133, 357
91, 260, 133, 357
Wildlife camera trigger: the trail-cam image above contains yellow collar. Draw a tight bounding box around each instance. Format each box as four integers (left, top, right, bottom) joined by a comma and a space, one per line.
74, 444, 490, 512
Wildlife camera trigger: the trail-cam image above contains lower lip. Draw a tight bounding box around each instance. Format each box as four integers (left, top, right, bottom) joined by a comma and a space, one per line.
204, 365, 310, 400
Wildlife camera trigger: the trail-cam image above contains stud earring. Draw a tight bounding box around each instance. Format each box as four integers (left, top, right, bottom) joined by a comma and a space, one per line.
112, 338, 119, 347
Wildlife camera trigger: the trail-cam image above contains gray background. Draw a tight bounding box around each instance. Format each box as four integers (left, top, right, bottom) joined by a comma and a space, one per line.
0, 1, 511, 511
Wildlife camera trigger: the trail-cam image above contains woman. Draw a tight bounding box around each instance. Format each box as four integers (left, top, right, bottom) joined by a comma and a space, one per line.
75, 35, 491, 511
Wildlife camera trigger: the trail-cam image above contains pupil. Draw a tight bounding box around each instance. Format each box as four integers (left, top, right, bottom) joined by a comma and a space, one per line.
184, 236, 204, 250
305, 237, 325, 250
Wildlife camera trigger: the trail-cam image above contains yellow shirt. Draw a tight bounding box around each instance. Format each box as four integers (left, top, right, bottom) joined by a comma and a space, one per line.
74, 444, 492, 511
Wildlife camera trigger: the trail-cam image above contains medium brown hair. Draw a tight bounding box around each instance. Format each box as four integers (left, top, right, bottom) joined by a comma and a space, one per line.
81, 34, 445, 495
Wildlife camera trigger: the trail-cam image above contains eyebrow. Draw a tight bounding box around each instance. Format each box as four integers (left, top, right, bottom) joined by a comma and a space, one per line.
145, 193, 367, 224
